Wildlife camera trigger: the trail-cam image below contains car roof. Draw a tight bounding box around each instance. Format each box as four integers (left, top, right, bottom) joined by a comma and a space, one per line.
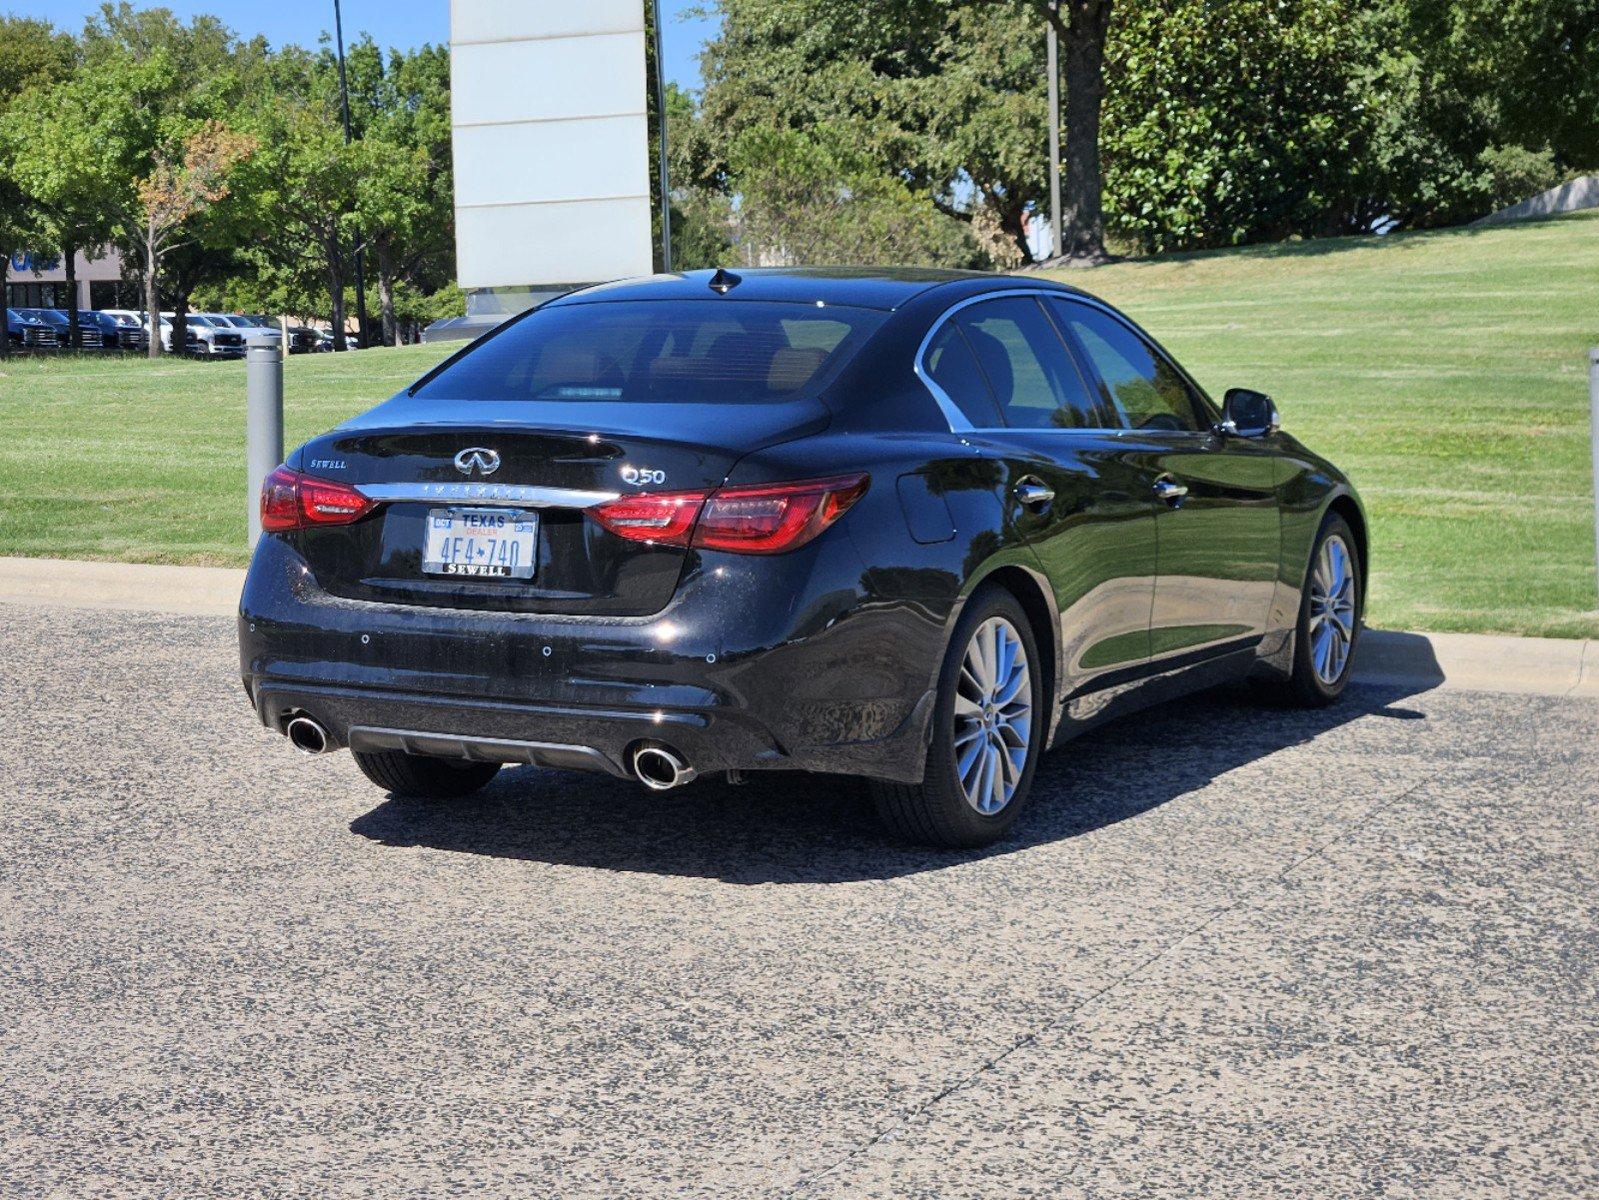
553, 267, 1092, 313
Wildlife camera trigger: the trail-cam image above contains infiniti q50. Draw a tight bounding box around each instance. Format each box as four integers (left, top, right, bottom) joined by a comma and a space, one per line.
239, 268, 1364, 848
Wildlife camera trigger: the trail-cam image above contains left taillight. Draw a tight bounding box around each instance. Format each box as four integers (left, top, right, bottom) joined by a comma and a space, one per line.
260, 465, 375, 532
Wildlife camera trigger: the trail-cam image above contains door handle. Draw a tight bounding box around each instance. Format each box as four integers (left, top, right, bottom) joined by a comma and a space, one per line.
1014, 478, 1055, 509
1153, 477, 1188, 504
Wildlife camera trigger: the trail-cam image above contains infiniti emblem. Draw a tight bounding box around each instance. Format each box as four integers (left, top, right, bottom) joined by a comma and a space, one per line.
453, 447, 501, 477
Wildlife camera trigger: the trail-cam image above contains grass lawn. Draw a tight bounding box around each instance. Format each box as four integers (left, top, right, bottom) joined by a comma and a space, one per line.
1041, 212, 1599, 638
1, 211, 1595, 636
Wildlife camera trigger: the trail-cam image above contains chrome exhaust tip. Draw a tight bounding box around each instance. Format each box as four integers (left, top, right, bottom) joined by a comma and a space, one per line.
631, 744, 696, 791
285, 715, 332, 756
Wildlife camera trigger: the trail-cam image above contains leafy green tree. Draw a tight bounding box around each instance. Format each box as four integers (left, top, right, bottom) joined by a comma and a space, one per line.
727, 124, 980, 266
1352, 0, 1597, 230
75, 5, 266, 353
0, 54, 149, 348
700, 0, 1112, 262
133, 121, 256, 357
0, 15, 75, 359
1101, 0, 1372, 252
238, 46, 361, 349
345, 38, 453, 344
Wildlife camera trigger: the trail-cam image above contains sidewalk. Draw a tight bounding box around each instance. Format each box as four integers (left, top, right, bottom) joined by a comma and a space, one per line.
1, 556, 1594, 699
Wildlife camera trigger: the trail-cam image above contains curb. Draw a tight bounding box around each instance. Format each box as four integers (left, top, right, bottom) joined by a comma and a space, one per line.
0, 556, 245, 618
1356, 629, 1597, 700
0, 556, 1594, 700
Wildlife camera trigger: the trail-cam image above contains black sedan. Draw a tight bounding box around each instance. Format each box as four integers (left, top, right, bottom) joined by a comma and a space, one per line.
239, 268, 1364, 848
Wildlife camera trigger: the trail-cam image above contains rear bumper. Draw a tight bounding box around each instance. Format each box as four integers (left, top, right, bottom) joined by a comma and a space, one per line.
239, 533, 948, 785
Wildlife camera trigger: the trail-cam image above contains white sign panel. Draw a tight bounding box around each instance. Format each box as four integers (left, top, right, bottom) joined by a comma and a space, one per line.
451, 0, 653, 290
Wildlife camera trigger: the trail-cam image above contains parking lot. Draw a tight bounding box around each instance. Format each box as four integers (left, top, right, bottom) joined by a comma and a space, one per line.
2, 602, 1595, 1198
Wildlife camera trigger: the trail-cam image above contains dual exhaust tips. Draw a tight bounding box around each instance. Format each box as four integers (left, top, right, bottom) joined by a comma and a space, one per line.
284, 714, 696, 792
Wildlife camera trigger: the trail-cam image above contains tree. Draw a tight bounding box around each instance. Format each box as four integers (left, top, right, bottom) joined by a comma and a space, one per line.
132, 121, 256, 357
1050, 1, 1113, 261
727, 124, 980, 266
0, 15, 75, 360
1350, 0, 1598, 231
72, 5, 267, 353
0, 57, 144, 349
700, 0, 1114, 263
239, 47, 361, 349
345, 39, 453, 345
1102, 0, 1372, 252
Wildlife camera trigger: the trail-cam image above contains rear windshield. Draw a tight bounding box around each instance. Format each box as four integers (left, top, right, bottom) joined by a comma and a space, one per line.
413, 300, 885, 405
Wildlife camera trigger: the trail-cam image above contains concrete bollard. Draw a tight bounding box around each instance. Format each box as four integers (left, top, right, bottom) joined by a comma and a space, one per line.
246, 332, 285, 551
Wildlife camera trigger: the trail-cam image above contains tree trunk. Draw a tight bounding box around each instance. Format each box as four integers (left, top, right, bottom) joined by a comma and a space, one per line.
326, 241, 347, 352
144, 234, 162, 360
1060, 0, 1111, 262
63, 238, 80, 348
0, 256, 9, 361
173, 292, 191, 357
376, 240, 397, 347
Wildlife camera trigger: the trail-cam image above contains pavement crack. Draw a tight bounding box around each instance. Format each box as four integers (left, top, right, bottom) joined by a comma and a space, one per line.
779, 774, 1437, 1197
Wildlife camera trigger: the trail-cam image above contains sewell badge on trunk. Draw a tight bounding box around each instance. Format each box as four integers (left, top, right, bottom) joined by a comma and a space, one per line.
422, 507, 538, 579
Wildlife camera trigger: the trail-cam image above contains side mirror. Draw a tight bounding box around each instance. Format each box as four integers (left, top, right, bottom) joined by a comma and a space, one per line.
1222, 388, 1280, 438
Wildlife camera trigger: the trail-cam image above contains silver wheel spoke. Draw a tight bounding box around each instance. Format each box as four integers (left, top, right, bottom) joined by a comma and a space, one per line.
952, 616, 1033, 816
1308, 533, 1356, 686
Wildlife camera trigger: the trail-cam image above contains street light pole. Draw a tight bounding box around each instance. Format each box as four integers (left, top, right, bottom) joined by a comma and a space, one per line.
333, 0, 370, 349
652, 0, 673, 273
1046, 1, 1062, 261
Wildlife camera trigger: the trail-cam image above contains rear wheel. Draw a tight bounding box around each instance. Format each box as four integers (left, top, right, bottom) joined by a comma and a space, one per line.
351, 749, 501, 799
1276, 513, 1361, 707
871, 587, 1045, 848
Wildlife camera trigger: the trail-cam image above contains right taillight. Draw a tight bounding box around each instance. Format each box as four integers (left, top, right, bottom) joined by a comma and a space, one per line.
260, 465, 375, 532
587, 473, 868, 555
693, 474, 869, 554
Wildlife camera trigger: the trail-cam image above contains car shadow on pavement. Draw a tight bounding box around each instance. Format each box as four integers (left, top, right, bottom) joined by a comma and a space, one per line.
347, 680, 1432, 885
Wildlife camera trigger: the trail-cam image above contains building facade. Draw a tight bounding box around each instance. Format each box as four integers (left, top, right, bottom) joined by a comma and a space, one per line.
4, 247, 132, 311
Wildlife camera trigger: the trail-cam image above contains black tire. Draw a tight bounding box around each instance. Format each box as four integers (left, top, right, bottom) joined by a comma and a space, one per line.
351, 749, 502, 799
870, 586, 1047, 849
1276, 512, 1362, 707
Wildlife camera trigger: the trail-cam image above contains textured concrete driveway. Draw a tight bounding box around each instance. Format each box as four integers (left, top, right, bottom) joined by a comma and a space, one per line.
1, 605, 1595, 1198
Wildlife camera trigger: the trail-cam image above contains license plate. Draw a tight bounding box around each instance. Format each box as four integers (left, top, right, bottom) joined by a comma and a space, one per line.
422, 508, 537, 579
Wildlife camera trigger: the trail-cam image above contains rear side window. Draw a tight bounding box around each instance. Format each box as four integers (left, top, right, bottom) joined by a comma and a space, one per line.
413, 300, 885, 405
955, 297, 1106, 430
1050, 300, 1207, 433
923, 324, 1002, 427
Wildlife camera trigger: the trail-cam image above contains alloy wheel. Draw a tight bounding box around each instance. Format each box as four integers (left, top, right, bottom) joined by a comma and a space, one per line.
1309, 533, 1357, 685
952, 616, 1033, 815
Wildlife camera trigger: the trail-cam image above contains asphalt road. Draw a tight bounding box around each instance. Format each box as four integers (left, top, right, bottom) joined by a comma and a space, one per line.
1, 605, 1595, 1199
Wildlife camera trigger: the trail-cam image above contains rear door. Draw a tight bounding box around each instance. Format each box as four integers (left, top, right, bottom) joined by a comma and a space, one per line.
930, 294, 1161, 695
1048, 298, 1280, 662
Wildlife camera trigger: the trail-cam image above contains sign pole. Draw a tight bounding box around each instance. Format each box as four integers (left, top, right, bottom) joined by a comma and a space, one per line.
1046, 2, 1061, 260
652, 0, 673, 273
1591, 349, 1599, 610
247, 334, 285, 551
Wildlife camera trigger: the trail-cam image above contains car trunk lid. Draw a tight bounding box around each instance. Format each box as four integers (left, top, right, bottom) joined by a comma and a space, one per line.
289, 395, 829, 615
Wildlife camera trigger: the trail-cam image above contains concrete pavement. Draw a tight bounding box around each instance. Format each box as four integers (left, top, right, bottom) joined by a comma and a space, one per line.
1, 554, 1594, 697
0, 602, 1595, 1196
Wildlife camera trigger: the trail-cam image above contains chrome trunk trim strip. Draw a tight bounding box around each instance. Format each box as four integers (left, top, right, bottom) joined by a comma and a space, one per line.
357, 482, 621, 508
